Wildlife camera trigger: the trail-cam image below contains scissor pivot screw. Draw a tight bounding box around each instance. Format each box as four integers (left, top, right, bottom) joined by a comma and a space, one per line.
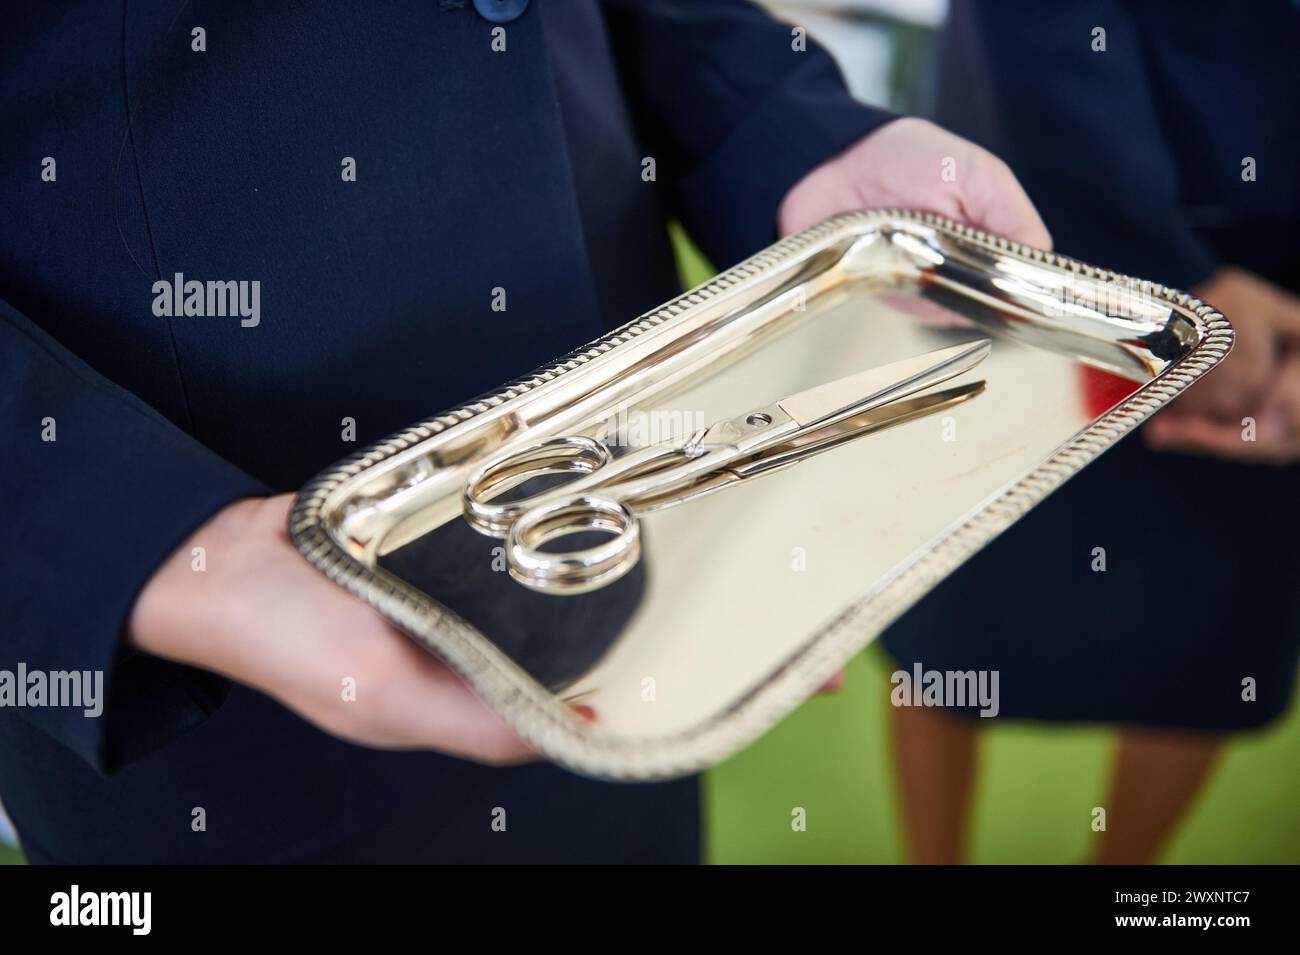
746, 412, 773, 427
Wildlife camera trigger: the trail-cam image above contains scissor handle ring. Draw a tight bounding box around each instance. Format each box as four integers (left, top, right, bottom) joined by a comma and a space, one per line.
506, 496, 640, 595
463, 435, 612, 538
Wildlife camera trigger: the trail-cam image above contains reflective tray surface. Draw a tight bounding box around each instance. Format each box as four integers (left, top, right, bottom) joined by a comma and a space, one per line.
291, 211, 1231, 779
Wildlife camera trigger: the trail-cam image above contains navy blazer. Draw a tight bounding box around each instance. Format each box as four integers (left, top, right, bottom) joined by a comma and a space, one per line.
0, 1, 889, 861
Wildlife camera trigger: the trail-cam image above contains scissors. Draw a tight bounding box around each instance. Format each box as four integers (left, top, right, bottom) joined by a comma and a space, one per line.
463, 339, 991, 595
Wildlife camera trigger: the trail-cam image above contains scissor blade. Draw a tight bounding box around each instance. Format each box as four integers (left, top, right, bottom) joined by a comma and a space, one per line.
776, 339, 991, 430
734, 380, 985, 477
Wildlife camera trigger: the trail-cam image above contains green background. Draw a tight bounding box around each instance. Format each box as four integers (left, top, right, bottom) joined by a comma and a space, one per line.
708, 646, 1300, 863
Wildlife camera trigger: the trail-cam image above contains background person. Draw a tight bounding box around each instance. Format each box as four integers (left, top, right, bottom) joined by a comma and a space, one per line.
882, 0, 1300, 864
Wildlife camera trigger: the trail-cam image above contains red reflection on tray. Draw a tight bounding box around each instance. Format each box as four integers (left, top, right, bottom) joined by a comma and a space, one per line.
1080, 365, 1141, 419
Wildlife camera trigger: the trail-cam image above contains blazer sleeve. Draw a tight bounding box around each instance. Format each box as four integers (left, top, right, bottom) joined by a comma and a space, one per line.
1, 298, 269, 773
601, 0, 896, 268
934, 0, 1221, 290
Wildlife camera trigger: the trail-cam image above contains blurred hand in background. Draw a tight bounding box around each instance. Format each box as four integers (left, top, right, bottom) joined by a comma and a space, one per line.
1147, 267, 1300, 464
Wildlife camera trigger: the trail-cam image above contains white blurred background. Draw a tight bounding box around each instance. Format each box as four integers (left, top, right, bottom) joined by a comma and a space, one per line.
762, 0, 949, 110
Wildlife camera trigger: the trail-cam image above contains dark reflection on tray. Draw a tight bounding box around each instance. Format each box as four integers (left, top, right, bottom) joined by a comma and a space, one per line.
379, 520, 645, 690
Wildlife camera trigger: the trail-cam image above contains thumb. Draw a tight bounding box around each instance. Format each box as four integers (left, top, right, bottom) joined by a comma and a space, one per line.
963, 154, 1053, 251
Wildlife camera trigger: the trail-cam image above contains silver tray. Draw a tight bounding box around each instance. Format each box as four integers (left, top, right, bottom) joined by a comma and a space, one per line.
290, 210, 1231, 780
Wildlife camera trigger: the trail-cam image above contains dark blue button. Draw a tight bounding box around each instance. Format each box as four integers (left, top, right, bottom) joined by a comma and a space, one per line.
473, 0, 529, 24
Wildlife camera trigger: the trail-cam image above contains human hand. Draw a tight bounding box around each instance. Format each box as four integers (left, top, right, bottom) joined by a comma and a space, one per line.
128, 494, 533, 764
1145, 267, 1300, 465
777, 117, 1052, 249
